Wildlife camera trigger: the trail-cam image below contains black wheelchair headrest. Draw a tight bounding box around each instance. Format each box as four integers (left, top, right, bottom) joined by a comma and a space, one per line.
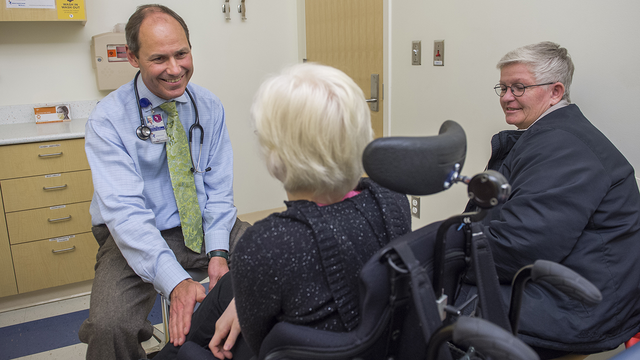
363, 120, 466, 196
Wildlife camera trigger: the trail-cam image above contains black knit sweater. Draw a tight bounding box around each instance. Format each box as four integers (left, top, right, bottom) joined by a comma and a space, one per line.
231, 178, 411, 354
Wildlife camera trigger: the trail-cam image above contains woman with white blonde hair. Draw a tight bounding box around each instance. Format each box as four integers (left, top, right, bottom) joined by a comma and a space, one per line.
231, 62, 411, 355
252, 62, 374, 204
155, 63, 411, 360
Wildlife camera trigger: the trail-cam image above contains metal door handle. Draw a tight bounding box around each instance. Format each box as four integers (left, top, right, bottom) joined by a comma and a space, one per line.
38, 152, 63, 158
48, 215, 72, 222
367, 74, 379, 112
43, 184, 68, 191
52, 246, 76, 254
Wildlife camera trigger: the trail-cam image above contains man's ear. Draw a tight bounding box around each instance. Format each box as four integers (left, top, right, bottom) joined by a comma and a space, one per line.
126, 45, 140, 68
550, 82, 566, 105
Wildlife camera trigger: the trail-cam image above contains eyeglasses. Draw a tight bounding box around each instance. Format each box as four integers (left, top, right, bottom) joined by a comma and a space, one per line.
494, 82, 555, 97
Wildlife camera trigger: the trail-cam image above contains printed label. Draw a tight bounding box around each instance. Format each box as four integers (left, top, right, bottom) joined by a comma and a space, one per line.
50, 235, 75, 242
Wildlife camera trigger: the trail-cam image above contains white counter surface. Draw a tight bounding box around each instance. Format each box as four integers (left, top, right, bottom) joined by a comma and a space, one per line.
0, 119, 88, 146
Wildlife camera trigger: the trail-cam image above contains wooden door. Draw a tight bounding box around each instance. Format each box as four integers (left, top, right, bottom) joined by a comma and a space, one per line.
305, 0, 384, 138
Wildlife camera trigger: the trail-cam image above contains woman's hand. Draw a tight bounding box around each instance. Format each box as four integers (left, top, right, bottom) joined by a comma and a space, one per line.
209, 298, 241, 359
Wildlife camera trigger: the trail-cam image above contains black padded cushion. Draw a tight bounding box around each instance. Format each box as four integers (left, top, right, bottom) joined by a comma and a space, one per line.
363, 120, 466, 196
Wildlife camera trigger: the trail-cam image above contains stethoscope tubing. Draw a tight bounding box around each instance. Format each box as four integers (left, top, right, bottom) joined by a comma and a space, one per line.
133, 71, 208, 173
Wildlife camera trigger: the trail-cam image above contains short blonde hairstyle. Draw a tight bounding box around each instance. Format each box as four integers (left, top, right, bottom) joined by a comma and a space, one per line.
251, 63, 373, 200
497, 41, 574, 102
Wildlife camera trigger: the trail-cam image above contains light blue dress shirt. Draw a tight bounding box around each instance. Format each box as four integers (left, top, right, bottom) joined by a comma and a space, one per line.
85, 78, 236, 297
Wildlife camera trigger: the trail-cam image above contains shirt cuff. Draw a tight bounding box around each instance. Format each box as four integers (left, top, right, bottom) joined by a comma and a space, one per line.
154, 257, 190, 298
205, 230, 231, 253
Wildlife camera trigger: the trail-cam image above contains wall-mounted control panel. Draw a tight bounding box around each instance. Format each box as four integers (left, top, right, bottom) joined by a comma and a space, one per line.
412, 41, 421, 65
434, 40, 444, 66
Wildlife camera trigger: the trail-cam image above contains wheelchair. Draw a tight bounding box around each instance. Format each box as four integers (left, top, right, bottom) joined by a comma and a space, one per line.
257, 121, 603, 360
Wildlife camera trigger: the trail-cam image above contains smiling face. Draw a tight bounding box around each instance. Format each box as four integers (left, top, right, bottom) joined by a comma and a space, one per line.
499, 63, 563, 129
126, 12, 193, 100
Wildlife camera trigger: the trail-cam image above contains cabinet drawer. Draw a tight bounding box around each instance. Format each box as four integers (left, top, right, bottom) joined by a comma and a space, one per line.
1, 170, 93, 212
12, 232, 98, 294
0, 138, 89, 180
6, 201, 92, 245
0, 191, 18, 297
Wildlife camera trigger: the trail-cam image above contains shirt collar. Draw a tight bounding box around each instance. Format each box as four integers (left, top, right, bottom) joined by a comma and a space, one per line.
134, 76, 189, 110
522, 99, 570, 130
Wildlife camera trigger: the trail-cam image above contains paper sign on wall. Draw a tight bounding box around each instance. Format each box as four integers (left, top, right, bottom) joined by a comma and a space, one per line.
57, 0, 85, 20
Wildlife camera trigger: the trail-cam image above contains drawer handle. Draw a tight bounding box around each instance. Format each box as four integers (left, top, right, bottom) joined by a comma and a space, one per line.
52, 246, 76, 254
48, 215, 72, 222
43, 184, 68, 191
38, 152, 63, 158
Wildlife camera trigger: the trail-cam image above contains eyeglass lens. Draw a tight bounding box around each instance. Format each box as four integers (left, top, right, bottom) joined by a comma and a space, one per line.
495, 83, 527, 97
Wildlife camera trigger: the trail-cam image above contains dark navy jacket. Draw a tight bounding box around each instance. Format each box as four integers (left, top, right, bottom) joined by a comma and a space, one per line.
481, 104, 640, 352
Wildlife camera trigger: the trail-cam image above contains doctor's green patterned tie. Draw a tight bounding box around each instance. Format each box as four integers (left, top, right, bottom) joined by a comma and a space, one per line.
160, 101, 203, 253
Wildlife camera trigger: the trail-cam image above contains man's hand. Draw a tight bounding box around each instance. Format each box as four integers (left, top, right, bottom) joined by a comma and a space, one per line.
209, 298, 241, 360
208, 255, 229, 291
169, 279, 206, 346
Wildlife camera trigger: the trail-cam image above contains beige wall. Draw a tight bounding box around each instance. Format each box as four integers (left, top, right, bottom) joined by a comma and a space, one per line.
387, 0, 640, 228
2, 1, 638, 224
0, 1, 298, 215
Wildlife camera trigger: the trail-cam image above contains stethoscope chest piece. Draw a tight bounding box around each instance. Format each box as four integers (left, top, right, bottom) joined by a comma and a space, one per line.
136, 124, 152, 140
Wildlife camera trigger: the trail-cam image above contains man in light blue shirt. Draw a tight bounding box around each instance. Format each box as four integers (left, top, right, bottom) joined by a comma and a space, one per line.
78, 5, 249, 360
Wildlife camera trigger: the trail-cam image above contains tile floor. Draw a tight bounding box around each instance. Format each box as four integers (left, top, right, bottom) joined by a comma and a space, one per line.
0, 280, 166, 360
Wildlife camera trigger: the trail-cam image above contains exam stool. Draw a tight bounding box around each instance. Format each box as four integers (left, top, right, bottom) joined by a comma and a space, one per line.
149, 268, 209, 352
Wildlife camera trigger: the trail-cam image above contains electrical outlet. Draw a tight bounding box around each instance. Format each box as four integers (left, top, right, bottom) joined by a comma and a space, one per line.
412, 41, 421, 65
411, 196, 421, 219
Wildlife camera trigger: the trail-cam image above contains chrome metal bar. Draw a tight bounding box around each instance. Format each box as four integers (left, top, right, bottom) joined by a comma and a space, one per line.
48, 215, 72, 222
38, 152, 63, 158
43, 184, 68, 191
52, 246, 76, 254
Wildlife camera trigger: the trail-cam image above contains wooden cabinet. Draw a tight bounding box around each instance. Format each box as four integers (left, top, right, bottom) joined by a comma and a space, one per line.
0, 138, 97, 296
0, 192, 18, 297
0, 2, 86, 24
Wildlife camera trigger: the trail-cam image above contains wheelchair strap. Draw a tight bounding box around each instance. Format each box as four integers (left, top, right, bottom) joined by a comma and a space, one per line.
469, 222, 512, 332
392, 241, 444, 346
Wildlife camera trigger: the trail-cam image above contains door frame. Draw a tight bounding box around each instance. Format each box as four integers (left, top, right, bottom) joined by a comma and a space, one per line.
296, 0, 391, 137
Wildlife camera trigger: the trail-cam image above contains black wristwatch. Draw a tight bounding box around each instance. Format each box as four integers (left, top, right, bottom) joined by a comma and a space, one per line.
207, 250, 229, 261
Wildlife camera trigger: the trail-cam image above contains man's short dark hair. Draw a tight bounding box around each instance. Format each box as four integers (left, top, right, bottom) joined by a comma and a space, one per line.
125, 4, 191, 58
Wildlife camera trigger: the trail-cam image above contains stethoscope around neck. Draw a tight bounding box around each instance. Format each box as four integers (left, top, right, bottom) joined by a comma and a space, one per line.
133, 71, 211, 173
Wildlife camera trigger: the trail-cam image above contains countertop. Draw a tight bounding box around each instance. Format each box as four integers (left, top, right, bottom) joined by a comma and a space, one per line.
0, 119, 88, 146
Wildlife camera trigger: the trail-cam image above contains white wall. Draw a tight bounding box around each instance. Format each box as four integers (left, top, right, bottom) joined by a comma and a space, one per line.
0, 0, 299, 215
2, 1, 638, 223
388, 0, 640, 228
